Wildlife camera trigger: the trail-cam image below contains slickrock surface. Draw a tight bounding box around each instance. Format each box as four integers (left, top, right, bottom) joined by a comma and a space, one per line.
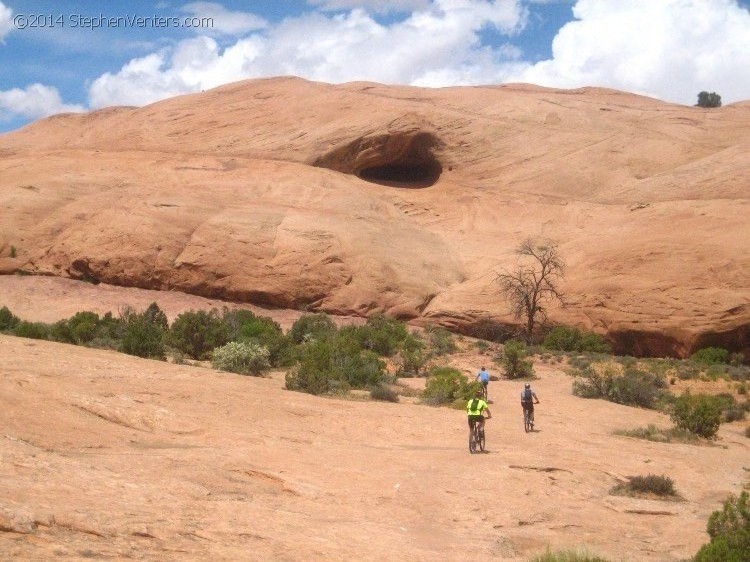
2, 333, 749, 561
1, 77, 748, 356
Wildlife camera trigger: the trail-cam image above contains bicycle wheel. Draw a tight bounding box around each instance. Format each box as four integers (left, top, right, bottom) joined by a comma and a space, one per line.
478, 429, 485, 452
469, 425, 477, 454
524, 410, 531, 433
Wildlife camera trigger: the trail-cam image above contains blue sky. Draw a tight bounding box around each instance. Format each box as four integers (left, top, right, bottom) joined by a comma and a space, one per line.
1, 1, 749, 132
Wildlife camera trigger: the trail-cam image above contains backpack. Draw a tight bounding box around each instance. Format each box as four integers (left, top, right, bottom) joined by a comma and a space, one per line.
522, 388, 533, 402
469, 398, 481, 413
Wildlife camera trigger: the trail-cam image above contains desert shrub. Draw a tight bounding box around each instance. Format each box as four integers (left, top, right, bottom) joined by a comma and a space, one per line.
616, 425, 702, 444
568, 355, 593, 371
211, 341, 270, 376
426, 326, 457, 356
677, 362, 700, 380
119, 306, 167, 359
475, 340, 490, 354
572, 366, 665, 409
222, 308, 291, 366
13, 321, 48, 340
502, 340, 534, 379
729, 352, 745, 367
285, 333, 385, 395
736, 382, 747, 395
745, 426, 750, 438
529, 548, 610, 562
354, 313, 409, 356
369, 384, 399, 402
693, 491, 750, 562
167, 309, 229, 360
398, 333, 426, 376
723, 407, 746, 423
691, 347, 730, 365
543, 326, 611, 353
422, 366, 477, 406
288, 313, 336, 344
0, 306, 20, 331
670, 392, 722, 439
59, 311, 102, 344
619, 474, 677, 497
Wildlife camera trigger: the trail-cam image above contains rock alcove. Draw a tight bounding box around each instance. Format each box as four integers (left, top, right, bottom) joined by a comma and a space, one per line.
313, 130, 443, 188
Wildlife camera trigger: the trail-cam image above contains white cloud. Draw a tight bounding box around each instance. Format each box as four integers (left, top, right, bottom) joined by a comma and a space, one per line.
88, 36, 265, 108
0, 84, 85, 120
0, 1, 14, 42
86, 0, 750, 111
307, 0, 431, 14
88, 0, 527, 107
181, 2, 267, 35
511, 0, 750, 105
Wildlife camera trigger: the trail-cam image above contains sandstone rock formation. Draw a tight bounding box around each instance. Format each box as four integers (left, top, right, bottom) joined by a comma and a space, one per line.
0, 77, 748, 357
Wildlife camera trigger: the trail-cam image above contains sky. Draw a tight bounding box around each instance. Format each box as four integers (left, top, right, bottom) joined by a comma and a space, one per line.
1, 0, 749, 132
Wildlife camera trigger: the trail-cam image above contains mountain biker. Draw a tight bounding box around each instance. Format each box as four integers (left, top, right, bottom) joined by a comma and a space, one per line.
467, 389, 491, 443
475, 366, 490, 399
521, 382, 539, 426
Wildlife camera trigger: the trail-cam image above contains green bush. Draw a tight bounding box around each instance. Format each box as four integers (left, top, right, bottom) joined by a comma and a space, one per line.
501, 340, 534, 379
572, 366, 665, 409
288, 313, 336, 344
285, 333, 385, 395
670, 392, 722, 439
543, 326, 611, 353
211, 341, 270, 376
694, 491, 750, 562
691, 347, 730, 365
355, 313, 409, 356
222, 308, 291, 366
398, 333, 426, 376
0, 306, 20, 331
422, 366, 477, 406
369, 384, 399, 403
119, 305, 167, 359
13, 321, 48, 340
167, 309, 229, 360
426, 326, 457, 356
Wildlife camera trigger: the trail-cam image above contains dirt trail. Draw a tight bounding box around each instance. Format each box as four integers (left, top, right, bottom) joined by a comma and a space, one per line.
1, 333, 748, 561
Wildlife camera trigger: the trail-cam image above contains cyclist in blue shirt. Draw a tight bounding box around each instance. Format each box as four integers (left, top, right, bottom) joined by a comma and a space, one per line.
475, 366, 490, 399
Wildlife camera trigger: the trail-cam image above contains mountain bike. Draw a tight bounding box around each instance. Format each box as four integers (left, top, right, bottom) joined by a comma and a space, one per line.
469, 420, 486, 454
523, 405, 534, 433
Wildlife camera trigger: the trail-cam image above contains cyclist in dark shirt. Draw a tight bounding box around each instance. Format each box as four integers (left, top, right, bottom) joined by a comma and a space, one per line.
521, 382, 539, 424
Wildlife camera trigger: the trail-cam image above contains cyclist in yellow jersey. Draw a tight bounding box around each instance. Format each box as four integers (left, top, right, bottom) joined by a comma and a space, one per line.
467, 389, 492, 442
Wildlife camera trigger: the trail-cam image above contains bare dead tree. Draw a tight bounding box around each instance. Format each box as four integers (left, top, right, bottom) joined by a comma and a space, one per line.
496, 239, 565, 344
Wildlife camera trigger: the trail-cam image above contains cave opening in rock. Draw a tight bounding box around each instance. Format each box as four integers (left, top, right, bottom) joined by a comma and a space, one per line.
313, 129, 444, 188
358, 160, 442, 188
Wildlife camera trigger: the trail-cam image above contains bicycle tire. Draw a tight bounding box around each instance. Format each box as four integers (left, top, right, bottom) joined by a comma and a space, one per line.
524, 410, 531, 433
469, 424, 477, 454
478, 429, 485, 452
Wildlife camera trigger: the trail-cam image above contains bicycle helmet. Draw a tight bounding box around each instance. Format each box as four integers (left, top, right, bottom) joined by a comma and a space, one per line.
524, 383, 531, 388
475, 389, 484, 397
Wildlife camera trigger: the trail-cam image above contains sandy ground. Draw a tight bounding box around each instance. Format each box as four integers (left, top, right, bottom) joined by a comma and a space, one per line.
1, 331, 749, 561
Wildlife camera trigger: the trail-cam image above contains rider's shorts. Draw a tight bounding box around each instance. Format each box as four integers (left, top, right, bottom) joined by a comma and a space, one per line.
521, 402, 534, 413
468, 414, 484, 427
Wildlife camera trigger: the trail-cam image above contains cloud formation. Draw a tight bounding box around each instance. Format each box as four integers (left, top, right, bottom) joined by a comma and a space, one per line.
0, 1, 14, 42
88, 0, 528, 108
514, 0, 750, 105
181, 2, 268, 35
0, 84, 85, 121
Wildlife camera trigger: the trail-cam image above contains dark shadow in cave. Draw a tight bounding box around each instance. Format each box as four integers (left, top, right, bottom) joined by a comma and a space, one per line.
358, 160, 442, 188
